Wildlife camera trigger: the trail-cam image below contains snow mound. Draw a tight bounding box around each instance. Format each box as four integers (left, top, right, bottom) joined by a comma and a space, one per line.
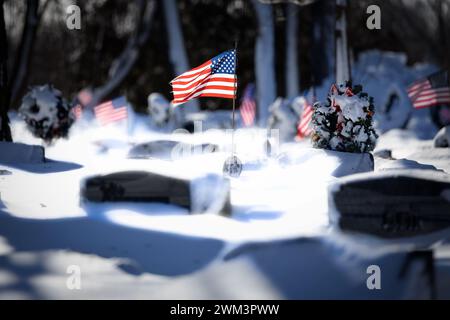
277, 147, 373, 177
352, 50, 438, 135
375, 158, 439, 172
156, 237, 434, 299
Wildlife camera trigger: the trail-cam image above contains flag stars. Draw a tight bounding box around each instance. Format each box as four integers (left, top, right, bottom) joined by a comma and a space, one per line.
211, 51, 235, 75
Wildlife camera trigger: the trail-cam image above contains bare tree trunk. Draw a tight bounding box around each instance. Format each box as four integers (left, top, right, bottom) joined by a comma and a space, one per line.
9, 0, 48, 107
335, 0, 350, 85
311, 0, 335, 87
435, 0, 450, 87
162, 0, 198, 113
285, 3, 299, 99
323, 0, 335, 84
0, 0, 12, 142
89, 0, 156, 108
252, 0, 276, 126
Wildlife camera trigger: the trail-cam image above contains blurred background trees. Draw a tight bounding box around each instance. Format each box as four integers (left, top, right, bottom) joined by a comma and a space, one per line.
2, 0, 449, 114
0, 0, 12, 141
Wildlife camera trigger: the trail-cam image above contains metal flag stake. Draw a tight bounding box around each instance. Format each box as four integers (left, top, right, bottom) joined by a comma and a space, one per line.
223, 40, 243, 178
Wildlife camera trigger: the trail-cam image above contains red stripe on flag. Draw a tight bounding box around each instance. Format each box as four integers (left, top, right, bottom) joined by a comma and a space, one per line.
296, 103, 313, 139
240, 100, 256, 127
94, 100, 128, 126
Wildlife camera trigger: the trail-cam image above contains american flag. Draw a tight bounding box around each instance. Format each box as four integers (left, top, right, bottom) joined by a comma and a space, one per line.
94, 96, 128, 126
240, 84, 256, 127
408, 70, 450, 109
170, 50, 237, 106
296, 96, 314, 139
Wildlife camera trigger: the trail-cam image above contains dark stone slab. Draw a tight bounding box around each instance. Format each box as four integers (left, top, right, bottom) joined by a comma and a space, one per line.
81, 170, 230, 215
329, 169, 450, 238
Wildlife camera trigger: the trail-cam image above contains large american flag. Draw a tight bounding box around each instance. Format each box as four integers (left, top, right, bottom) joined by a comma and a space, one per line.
170, 50, 237, 106
296, 96, 314, 139
408, 70, 450, 109
94, 96, 128, 126
240, 84, 256, 127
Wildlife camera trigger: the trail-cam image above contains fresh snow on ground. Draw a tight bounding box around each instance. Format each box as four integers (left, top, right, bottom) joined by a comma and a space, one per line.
1, 49, 450, 298
1, 110, 450, 299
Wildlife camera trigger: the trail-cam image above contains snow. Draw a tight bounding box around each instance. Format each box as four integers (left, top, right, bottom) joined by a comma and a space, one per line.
2, 114, 332, 238
375, 158, 439, 172
1, 109, 450, 299
375, 129, 450, 173
333, 93, 369, 122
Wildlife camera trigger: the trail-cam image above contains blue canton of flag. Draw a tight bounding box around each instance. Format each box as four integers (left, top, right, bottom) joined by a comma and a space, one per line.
211, 50, 236, 75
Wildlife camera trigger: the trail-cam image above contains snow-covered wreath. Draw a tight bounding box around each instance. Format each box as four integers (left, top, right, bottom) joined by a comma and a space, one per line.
19, 84, 74, 143
311, 82, 378, 153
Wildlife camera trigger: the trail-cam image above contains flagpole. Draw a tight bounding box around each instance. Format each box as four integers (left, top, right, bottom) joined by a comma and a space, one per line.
222, 39, 243, 178
231, 39, 238, 155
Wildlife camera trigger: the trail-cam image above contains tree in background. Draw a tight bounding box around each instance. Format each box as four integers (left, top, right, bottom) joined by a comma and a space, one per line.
2, 0, 447, 118
0, 0, 12, 141
9, 0, 51, 107
162, 0, 198, 114
285, 2, 299, 98
252, 0, 276, 126
87, 0, 156, 108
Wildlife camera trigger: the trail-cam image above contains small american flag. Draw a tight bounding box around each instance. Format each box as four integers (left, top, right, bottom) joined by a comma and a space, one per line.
296, 97, 314, 139
170, 50, 237, 106
408, 70, 450, 109
94, 96, 128, 126
240, 84, 256, 127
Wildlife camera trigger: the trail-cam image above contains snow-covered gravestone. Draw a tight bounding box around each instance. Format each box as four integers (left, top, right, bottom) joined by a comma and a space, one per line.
267, 97, 302, 142
433, 126, 450, 148
329, 169, 450, 237
147, 93, 172, 127
351, 51, 418, 134
81, 170, 231, 215
0, 141, 45, 164
312, 82, 378, 153
19, 85, 74, 143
